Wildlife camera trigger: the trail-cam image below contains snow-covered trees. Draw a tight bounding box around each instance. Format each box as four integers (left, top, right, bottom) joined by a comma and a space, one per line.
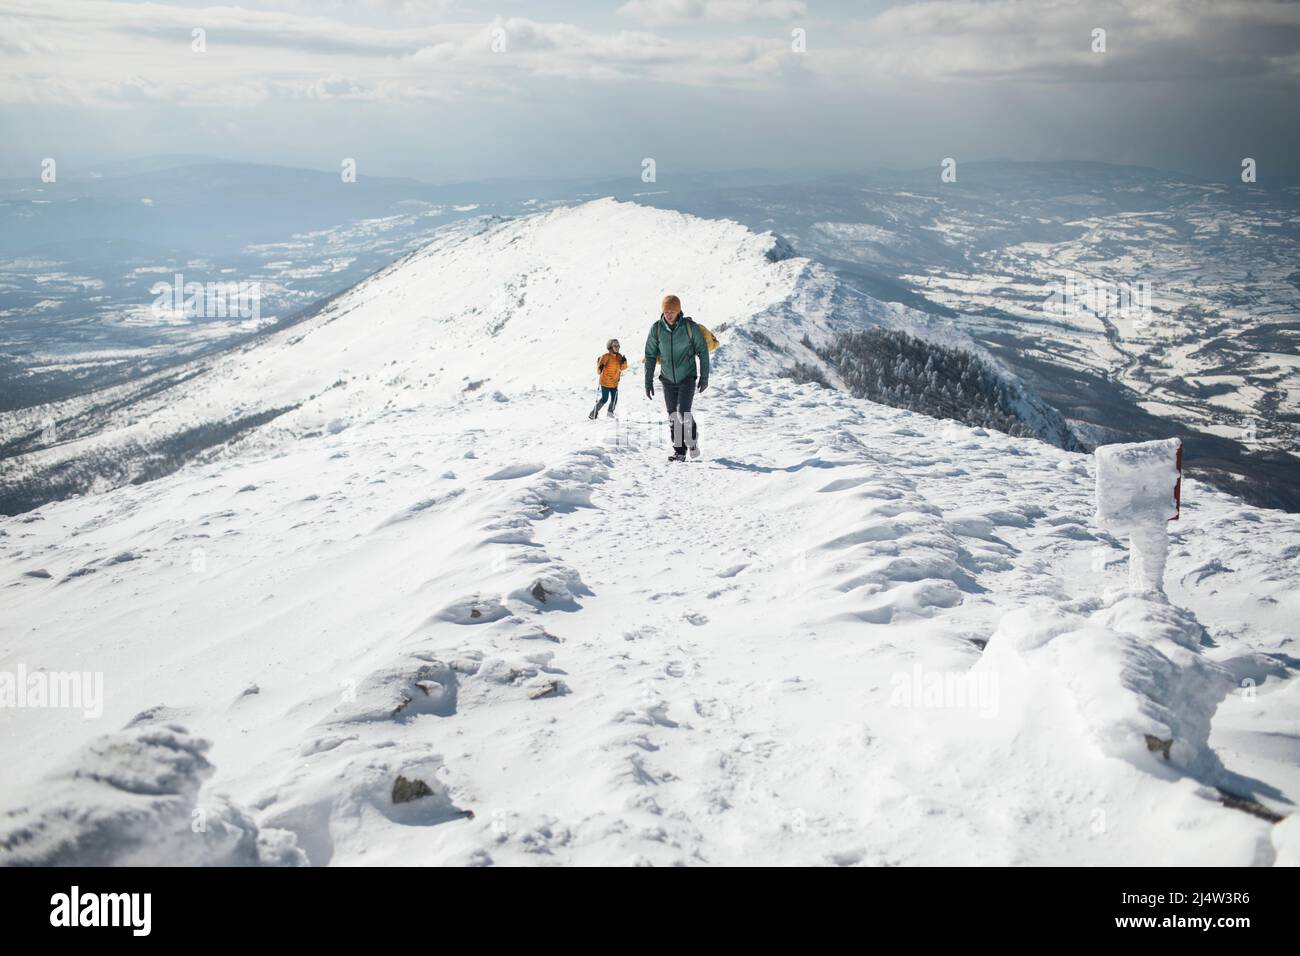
796, 329, 1044, 439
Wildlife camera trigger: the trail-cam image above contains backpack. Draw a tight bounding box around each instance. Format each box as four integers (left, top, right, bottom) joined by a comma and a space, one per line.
654, 318, 718, 368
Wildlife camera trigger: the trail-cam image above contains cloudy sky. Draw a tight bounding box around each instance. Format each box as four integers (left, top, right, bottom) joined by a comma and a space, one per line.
2, 0, 1298, 181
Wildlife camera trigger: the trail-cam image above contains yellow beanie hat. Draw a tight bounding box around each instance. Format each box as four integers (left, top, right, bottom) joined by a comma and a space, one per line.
661, 294, 681, 313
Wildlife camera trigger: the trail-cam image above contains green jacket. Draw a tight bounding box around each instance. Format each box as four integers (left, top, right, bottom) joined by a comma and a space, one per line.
645, 315, 710, 389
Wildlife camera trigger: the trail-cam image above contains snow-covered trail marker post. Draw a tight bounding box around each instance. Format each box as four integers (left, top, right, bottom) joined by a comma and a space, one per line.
1094, 438, 1183, 595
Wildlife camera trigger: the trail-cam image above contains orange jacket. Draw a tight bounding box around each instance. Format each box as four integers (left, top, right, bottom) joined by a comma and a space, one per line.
598, 351, 627, 388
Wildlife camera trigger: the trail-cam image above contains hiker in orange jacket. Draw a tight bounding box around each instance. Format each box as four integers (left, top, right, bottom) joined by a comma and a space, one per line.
588, 338, 628, 419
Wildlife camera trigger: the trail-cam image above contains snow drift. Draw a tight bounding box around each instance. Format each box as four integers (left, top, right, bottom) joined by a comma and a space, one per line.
975, 594, 1229, 779
0, 711, 306, 866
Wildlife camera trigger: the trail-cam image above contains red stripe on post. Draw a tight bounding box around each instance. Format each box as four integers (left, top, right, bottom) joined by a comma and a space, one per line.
1170, 441, 1183, 521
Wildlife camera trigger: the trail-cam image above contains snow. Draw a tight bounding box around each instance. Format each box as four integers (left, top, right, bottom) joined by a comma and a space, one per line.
1, 714, 306, 866
977, 594, 1228, 780
1096, 438, 1181, 529
2, 200, 1298, 866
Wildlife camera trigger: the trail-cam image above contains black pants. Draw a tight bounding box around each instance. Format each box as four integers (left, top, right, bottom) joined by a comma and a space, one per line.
662, 376, 697, 453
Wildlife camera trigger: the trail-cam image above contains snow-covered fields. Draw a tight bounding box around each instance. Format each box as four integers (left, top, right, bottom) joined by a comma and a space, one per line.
2, 201, 1297, 866
894, 185, 1300, 473
633, 166, 1300, 510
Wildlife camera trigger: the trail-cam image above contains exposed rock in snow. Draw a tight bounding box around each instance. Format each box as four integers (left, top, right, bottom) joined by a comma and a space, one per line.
391, 775, 436, 804
765, 233, 798, 263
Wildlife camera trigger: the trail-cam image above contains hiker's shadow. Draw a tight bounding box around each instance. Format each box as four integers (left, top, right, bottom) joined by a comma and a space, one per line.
712, 456, 838, 474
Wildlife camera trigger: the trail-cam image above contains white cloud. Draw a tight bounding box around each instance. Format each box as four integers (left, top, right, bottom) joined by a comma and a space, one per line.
853, 0, 1300, 84
616, 0, 807, 25
308, 73, 369, 99
366, 0, 456, 14
0, 0, 1294, 110
0, 14, 55, 54
0, 0, 452, 56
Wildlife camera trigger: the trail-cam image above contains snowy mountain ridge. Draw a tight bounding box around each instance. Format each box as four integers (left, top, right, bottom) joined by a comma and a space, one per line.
0, 199, 1074, 514
1, 200, 1298, 866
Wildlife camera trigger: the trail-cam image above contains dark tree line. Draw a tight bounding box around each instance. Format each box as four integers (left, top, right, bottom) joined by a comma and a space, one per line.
0, 405, 296, 516
783, 329, 1043, 439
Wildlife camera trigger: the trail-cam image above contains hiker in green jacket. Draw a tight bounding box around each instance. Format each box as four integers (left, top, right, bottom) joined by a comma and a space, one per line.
644, 294, 709, 461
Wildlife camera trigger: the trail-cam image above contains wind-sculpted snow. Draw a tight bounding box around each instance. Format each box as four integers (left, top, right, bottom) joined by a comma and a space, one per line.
976, 595, 1231, 779
0, 715, 306, 866
1, 203, 1298, 865
797, 467, 979, 624
229, 444, 608, 864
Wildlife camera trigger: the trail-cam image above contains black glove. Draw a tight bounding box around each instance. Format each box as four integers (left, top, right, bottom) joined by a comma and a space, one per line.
697, 377, 708, 393
645, 384, 654, 399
